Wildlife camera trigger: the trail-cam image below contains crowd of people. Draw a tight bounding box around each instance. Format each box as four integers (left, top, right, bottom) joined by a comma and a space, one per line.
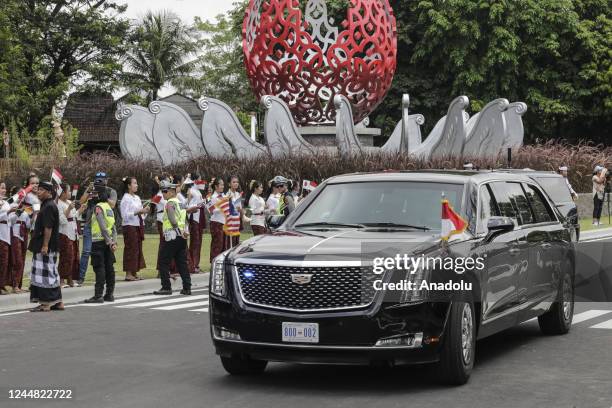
0, 171, 317, 311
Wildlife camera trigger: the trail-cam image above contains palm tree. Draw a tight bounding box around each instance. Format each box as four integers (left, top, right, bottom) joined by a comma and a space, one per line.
123, 10, 199, 103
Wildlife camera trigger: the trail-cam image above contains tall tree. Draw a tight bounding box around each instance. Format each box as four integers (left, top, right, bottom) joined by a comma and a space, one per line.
122, 11, 199, 103
2, 0, 130, 132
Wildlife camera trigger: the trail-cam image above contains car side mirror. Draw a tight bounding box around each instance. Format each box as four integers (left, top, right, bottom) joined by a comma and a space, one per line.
484, 216, 515, 243
266, 214, 286, 230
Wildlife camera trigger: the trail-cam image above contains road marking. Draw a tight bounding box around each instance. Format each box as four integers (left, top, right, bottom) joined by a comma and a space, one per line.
0, 311, 29, 317
152, 301, 210, 311
116, 294, 209, 308
590, 319, 612, 329
572, 310, 612, 324
72, 289, 209, 307
189, 308, 209, 312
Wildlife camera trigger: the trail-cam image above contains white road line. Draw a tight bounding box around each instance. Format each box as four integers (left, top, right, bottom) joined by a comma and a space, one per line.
72, 289, 209, 307
116, 294, 209, 308
0, 311, 29, 317
572, 310, 612, 324
189, 308, 209, 312
590, 319, 612, 329
152, 301, 210, 311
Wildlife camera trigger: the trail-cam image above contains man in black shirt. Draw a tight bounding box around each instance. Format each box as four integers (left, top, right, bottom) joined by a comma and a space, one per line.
28, 181, 63, 312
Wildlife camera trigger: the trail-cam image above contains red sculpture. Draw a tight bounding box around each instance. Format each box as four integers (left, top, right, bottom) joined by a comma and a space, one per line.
243, 0, 397, 125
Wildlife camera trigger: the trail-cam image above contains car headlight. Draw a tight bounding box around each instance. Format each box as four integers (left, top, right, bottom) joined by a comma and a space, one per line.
399, 265, 430, 303
210, 253, 227, 297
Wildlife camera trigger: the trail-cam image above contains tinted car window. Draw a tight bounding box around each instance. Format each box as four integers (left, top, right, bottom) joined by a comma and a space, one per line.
524, 184, 554, 223
507, 182, 535, 225
533, 176, 572, 203
489, 182, 518, 220
477, 184, 500, 234
294, 181, 464, 231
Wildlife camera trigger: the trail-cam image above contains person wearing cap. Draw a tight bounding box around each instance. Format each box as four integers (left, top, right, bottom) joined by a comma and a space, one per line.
153, 180, 191, 296
28, 181, 63, 312
185, 173, 205, 274
592, 165, 608, 226
275, 176, 295, 217
558, 166, 577, 201
77, 171, 117, 285
84, 184, 117, 303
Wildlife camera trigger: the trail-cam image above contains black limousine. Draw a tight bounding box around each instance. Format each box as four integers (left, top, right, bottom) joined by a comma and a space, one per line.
209, 171, 575, 385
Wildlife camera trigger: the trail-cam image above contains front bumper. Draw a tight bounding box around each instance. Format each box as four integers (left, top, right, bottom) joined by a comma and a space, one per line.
210, 296, 450, 366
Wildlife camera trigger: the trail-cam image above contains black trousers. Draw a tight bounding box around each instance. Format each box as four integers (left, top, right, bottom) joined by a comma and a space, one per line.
91, 241, 116, 297
594, 194, 604, 219
159, 236, 191, 291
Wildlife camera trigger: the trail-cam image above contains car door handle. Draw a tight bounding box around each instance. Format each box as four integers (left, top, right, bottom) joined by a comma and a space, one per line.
508, 248, 520, 256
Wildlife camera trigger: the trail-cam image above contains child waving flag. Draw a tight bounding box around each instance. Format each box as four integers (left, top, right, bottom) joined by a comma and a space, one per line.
441, 197, 467, 240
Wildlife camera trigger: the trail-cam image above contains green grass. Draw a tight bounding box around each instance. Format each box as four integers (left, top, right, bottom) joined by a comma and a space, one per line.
22, 232, 253, 286
579, 217, 612, 232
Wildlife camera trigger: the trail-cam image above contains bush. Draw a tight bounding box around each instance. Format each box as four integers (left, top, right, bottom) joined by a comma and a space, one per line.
1, 141, 608, 194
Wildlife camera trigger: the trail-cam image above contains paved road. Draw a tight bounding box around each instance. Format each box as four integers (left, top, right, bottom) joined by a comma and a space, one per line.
1, 290, 612, 408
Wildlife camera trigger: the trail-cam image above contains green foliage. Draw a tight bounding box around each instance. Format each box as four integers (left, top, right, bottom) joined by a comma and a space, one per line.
64, 124, 82, 157
374, 0, 612, 143
9, 118, 32, 168
0, 0, 130, 133
123, 11, 200, 103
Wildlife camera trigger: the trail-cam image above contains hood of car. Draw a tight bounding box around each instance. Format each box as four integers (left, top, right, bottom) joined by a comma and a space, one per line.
228, 228, 443, 264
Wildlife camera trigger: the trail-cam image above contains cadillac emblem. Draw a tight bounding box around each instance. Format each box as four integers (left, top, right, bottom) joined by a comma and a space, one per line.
290, 274, 313, 285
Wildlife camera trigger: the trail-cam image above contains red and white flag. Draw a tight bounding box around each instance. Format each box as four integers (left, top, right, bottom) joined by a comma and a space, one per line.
441, 199, 467, 240
51, 168, 63, 186
151, 194, 162, 205
71, 185, 79, 199
7, 185, 33, 205
195, 180, 207, 191
302, 180, 318, 191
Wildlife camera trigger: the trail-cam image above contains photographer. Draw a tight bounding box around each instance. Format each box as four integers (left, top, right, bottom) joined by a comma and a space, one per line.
77, 172, 117, 285
592, 165, 608, 226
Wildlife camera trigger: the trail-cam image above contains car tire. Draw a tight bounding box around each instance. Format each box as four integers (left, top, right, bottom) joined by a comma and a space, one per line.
434, 300, 475, 385
538, 270, 574, 335
220, 355, 268, 375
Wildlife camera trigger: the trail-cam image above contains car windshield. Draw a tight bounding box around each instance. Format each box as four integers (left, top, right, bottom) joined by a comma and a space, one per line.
294, 181, 465, 230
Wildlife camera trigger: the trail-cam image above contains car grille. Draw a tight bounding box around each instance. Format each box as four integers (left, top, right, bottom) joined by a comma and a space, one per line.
235, 263, 377, 311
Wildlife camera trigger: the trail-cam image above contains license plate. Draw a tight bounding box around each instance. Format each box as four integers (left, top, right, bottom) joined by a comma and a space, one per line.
282, 322, 319, 343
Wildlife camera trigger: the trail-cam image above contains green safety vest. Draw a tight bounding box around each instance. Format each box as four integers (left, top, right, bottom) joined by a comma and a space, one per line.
277, 194, 285, 215
162, 197, 186, 232
91, 202, 115, 242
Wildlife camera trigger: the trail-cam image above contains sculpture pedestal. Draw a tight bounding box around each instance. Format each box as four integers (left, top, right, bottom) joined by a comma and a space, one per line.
299, 126, 382, 147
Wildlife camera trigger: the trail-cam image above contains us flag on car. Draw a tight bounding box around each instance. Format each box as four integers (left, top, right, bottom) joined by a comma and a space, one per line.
441, 197, 467, 240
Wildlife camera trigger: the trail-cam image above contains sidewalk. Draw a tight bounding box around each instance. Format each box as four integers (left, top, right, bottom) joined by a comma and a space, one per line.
0, 273, 209, 313
580, 227, 612, 241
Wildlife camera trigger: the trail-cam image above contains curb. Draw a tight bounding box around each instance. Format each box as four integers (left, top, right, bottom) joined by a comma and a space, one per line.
0, 273, 209, 313
580, 227, 612, 241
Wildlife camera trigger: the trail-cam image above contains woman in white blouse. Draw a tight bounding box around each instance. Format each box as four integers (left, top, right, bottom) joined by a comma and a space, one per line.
244, 180, 267, 235
57, 183, 82, 288
120, 177, 149, 281
0, 182, 12, 295
208, 177, 226, 262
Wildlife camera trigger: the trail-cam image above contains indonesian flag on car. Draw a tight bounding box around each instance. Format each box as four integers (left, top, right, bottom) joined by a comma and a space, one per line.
441, 198, 467, 240
302, 180, 318, 191
195, 180, 207, 191
7, 185, 33, 205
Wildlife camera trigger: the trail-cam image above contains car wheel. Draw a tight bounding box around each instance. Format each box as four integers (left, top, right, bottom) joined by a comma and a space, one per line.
220, 355, 268, 375
434, 301, 475, 385
538, 269, 574, 335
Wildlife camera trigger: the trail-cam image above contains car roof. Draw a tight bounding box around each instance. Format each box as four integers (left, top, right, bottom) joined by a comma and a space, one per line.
325, 170, 536, 184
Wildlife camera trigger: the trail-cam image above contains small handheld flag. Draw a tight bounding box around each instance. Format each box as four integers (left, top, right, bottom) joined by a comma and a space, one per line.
302, 180, 318, 191
7, 185, 33, 205
195, 180, 207, 191
71, 185, 79, 200
151, 194, 162, 205
51, 168, 63, 186
441, 198, 467, 240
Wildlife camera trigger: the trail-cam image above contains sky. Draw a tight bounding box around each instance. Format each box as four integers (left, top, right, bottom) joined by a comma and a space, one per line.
120, 0, 235, 24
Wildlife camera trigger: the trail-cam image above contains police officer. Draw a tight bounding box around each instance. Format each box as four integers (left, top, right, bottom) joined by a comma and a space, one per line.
273, 176, 295, 216
84, 184, 117, 303
153, 180, 192, 296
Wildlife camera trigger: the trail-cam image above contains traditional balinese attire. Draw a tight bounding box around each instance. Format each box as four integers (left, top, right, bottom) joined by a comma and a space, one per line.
57, 199, 80, 283
0, 199, 11, 290
120, 193, 146, 275
248, 194, 267, 236
208, 191, 226, 262
9, 210, 30, 289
